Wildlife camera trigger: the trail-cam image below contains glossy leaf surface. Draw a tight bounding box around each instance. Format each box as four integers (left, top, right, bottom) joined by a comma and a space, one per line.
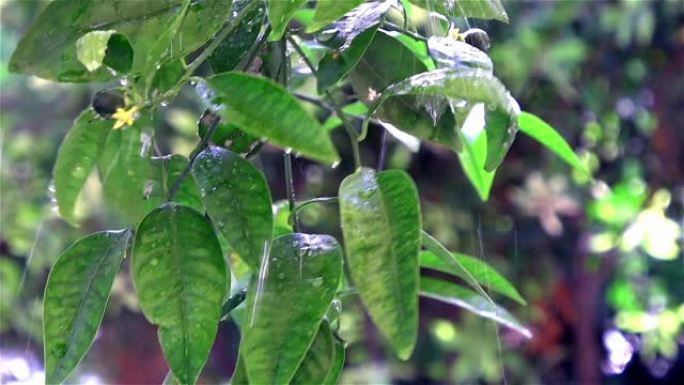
267, 0, 307, 41
10, 0, 232, 82
132, 204, 227, 385
317, 27, 377, 93
421, 251, 526, 305
339, 168, 421, 359
420, 277, 531, 338
518, 111, 589, 176
290, 321, 342, 385
208, 72, 339, 165
455, 104, 495, 200
242, 233, 342, 384
44, 230, 131, 384
192, 146, 273, 270
316, 1, 391, 49
309, 0, 364, 33
408, 0, 509, 22
54, 109, 112, 223
208, 0, 266, 73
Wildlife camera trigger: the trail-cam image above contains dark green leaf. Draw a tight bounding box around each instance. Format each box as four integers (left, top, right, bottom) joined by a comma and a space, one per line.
309, 0, 365, 33
132, 203, 227, 385
408, 0, 509, 22
339, 168, 421, 359
420, 277, 531, 338
152, 155, 203, 212
192, 146, 274, 270
54, 109, 112, 223
290, 321, 343, 385
10, 0, 233, 82
420, 251, 526, 305
518, 111, 589, 176
323, 334, 345, 385
75, 30, 124, 72
44, 230, 131, 384
317, 27, 377, 93
267, 0, 307, 41
207, 72, 339, 165
242, 233, 342, 384
102, 33, 134, 73
350, 30, 459, 148
150, 60, 185, 95
208, 0, 266, 73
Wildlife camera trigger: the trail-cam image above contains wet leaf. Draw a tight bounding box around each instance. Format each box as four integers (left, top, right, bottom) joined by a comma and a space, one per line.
339, 168, 421, 359
207, 72, 339, 165
291, 321, 345, 385
54, 109, 112, 223
10, 0, 233, 82
518, 111, 589, 176
242, 233, 342, 384
132, 203, 227, 385
408, 0, 509, 23
75, 30, 124, 72
44, 230, 131, 384
152, 155, 203, 212
208, 0, 266, 73
316, 1, 391, 48
454, 104, 495, 200
317, 27, 377, 93
309, 0, 364, 33
267, 0, 307, 41
427, 36, 492, 72
420, 251, 526, 305
420, 278, 531, 338
350, 30, 459, 148
192, 146, 273, 270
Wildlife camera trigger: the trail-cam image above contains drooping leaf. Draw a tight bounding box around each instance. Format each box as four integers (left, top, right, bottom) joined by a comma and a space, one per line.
420, 277, 531, 338
317, 27, 378, 93
315, 1, 391, 48
393, 33, 435, 70
408, 0, 509, 23
518, 111, 589, 176
192, 146, 273, 270
339, 168, 421, 359
208, 0, 266, 73
323, 333, 346, 385
54, 109, 112, 223
420, 251, 526, 305
290, 321, 343, 385
207, 72, 339, 165
454, 103, 495, 200
308, 0, 365, 33
267, 0, 307, 41
132, 203, 227, 385
427, 36, 493, 72
273, 200, 294, 237
44, 230, 131, 384
242, 233, 342, 384
366, 67, 519, 171
9, 0, 233, 82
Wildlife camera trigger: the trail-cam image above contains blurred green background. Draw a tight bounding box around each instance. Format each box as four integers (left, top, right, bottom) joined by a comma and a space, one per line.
1, 1, 684, 384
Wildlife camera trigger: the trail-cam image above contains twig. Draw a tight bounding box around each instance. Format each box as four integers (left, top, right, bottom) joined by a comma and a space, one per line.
287, 197, 339, 226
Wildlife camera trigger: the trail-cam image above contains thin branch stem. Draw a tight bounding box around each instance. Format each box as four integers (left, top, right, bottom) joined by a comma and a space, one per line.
381, 22, 427, 41
287, 197, 339, 225
286, 34, 362, 170
279, 36, 299, 232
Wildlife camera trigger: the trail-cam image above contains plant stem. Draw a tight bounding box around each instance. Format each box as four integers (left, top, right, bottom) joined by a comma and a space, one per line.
279, 36, 299, 232
382, 21, 426, 41
288, 197, 339, 225
286, 34, 362, 170
167, 113, 220, 201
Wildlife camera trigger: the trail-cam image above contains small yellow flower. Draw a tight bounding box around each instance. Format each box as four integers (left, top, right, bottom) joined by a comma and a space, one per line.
449, 27, 464, 41
112, 105, 139, 129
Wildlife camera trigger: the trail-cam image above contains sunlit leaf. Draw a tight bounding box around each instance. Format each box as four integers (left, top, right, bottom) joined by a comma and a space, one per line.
44, 230, 131, 384
75, 30, 128, 72
315, 1, 391, 48
420, 251, 526, 305
54, 110, 111, 223
518, 111, 589, 176
420, 278, 531, 338
10, 0, 233, 82
339, 168, 421, 359
209, 0, 266, 73
192, 146, 273, 270
290, 321, 344, 385
453, 103, 495, 200
408, 0, 509, 23
242, 233, 342, 384
427, 36, 492, 72
308, 0, 364, 33
267, 0, 307, 41
207, 72, 339, 165
132, 203, 227, 385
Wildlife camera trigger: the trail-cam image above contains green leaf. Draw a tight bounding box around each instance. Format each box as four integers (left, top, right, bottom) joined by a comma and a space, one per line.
518, 111, 589, 176
242, 233, 342, 384
267, 0, 307, 41
132, 203, 227, 385
309, 0, 364, 33
76, 30, 120, 72
350, 30, 459, 148
408, 0, 509, 23
44, 230, 131, 384
323, 333, 345, 385
393, 33, 435, 70
192, 146, 274, 270
317, 27, 378, 93
339, 168, 421, 359
207, 72, 339, 165
54, 109, 112, 223
314, 1, 391, 47
9, 0, 233, 82
231, 355, 248, 385
420, 278, 531, 338
273, 200, 294, 237
420, 251, 526, 305
457, 124, 494, 201
427, 36, 492, 72
290, 321, 344, 385
152, 155, 204, 212
208, 0, 266, 73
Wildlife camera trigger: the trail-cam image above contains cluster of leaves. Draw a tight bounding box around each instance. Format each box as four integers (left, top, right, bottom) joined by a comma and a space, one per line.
9, 0, 587, 384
